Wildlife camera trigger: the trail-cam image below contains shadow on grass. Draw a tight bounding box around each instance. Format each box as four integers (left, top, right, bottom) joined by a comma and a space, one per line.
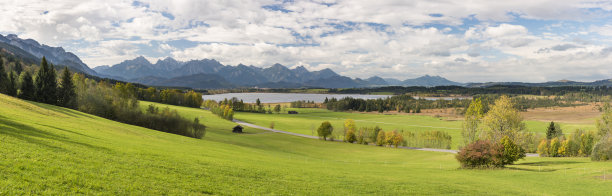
29, 101, 94, 119
506, 167, 558, 172
36, 123, 100, 140
515, 161, 584, 166
0, 115, 109, 152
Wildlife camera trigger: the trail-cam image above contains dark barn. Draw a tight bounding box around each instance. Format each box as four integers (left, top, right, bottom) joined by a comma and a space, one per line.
232, 125, 243, 133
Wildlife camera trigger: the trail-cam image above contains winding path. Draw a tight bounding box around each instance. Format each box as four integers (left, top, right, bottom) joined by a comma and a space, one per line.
233, 119, 538, 157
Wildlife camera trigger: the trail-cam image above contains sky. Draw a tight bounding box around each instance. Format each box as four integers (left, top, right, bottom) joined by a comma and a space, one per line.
1, 0, 612, 82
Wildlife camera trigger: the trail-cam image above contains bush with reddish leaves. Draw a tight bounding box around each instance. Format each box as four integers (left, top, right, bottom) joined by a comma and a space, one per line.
456, 140, 504, 168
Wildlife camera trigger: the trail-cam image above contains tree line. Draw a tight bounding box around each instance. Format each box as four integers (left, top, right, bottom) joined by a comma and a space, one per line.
0, 55, 205, 139
322, 94, 582, 114
315, 119, 452, 149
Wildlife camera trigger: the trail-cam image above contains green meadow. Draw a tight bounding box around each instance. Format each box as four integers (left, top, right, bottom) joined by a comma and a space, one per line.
0, 95, 609, 195
234, 108, 597, 149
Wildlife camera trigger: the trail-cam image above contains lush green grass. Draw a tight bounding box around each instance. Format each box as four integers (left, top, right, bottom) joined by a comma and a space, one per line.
235, 108, 596, 149
0, 95, 610, 195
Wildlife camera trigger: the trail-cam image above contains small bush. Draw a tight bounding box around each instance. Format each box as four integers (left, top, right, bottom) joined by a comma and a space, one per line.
456, 140, 504, 168
345, 129, 357, 143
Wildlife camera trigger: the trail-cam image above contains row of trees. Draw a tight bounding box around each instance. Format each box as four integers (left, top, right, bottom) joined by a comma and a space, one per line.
322, 94, 581, 115
138, 87, 203, 108
316, 120, 452, 149
537, 129, 595, 157
73, 74, 206, 138
0, 55, 206, 139
0, 56, 76, 108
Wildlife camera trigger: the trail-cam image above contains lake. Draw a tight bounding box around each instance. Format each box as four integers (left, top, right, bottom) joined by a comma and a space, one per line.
201, 93, 390, 103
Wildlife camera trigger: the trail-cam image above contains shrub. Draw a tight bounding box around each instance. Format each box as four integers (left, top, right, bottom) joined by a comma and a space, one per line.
345, 129, 357, 143
456, 140, 504, 168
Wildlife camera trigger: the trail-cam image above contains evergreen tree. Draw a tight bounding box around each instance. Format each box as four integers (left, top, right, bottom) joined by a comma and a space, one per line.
0, 55, 7, 94
546, 121, 562, 139
58, 67, 76, 108
7, 70, 16, 96
18, 71, 34, 100
13, 63, 22, 75
35, 57, 57, 104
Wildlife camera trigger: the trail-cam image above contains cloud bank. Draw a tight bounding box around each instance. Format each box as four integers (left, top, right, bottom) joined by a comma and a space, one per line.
1, 0, 612, 82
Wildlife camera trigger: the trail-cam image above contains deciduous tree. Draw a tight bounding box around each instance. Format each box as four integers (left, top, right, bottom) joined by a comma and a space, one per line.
462, 98, 483, 145
317, 121, 333, 141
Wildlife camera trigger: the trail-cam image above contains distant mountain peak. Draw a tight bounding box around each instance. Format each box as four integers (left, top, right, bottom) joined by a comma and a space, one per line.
0, 33, 97, 75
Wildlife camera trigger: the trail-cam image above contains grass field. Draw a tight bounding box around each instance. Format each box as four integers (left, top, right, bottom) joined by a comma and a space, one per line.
234, 108, 597, 149
0, 94, 610, 195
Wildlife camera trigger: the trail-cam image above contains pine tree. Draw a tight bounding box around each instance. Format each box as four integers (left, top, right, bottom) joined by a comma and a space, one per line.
14, 63, 22, 75
35, 57, 57, 104
58, 67, 76, 108
7, 70, 16, 96
0, 55, 7, 94
18, 71, 35, 100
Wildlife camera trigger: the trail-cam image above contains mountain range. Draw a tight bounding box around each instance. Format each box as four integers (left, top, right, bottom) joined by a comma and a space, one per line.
0, 34, 97, 76
6, 33, 612, 89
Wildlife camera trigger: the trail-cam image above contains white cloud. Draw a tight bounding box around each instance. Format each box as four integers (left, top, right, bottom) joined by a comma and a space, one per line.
0, 0, 612, 82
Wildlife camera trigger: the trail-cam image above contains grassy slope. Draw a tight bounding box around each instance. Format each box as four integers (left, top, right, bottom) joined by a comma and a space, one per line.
235, 108, 597, 149
0, 95, 609, 195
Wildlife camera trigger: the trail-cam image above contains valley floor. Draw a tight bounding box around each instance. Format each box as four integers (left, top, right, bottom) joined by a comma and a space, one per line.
0, 96, 609, 195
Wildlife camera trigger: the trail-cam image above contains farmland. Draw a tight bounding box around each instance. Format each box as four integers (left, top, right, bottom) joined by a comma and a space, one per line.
1, 94, 610, 194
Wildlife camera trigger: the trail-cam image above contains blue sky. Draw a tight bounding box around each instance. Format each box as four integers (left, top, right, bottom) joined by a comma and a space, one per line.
1, 0, 612, 82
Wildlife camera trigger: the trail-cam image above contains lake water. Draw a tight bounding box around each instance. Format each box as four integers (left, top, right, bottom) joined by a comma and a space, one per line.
201, 93, 390, 103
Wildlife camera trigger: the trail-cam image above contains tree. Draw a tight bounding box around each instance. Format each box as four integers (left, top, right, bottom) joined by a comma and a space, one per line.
57, 67, 76, 108
344, 119, 356, 142
256, 98, 261, 106
317, 121, 333, 141
537, 139, 549, 157
549, 137, 560, 157
546, 121, 562, 139
18, 71, 34, 100
0, 56, 6, 94
13, 63, 22, 75
6, 70, 16, 96
273, 104, 281, 113
500, 136, 525, 164
392, 131, 404, 148
592, 103, 612, 161
462, 98, 484, 145
482, 96, 525, 144
376, 130, 386, 146
34, 57, 57, 104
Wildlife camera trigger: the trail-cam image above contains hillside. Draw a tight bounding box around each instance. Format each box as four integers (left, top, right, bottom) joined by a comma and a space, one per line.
0, 94, 610, 194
